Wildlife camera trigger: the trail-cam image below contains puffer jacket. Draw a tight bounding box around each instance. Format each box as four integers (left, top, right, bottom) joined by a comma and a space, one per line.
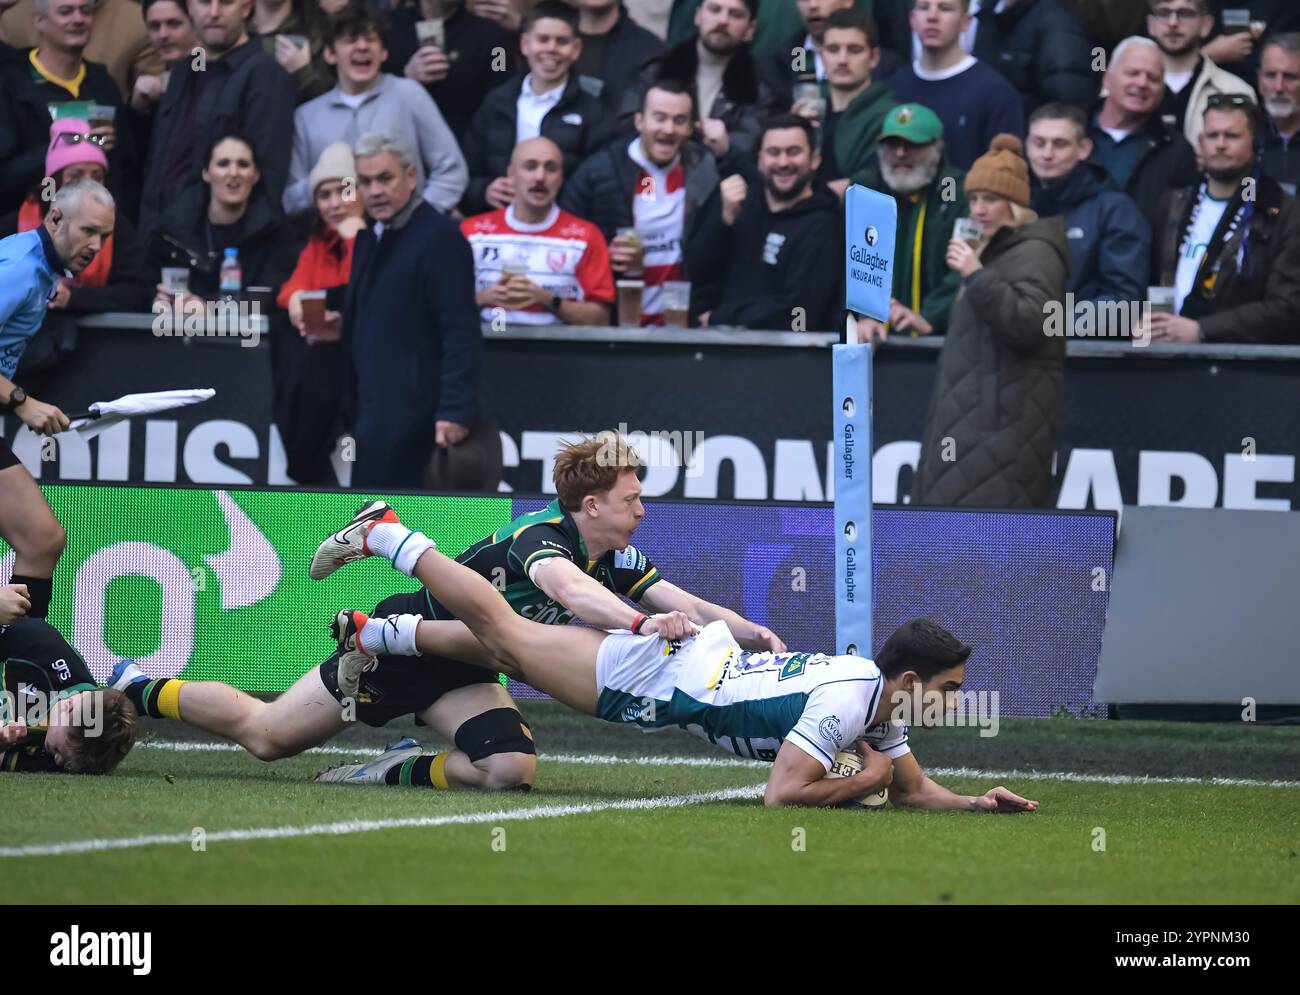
913, 215, 1071, 508
974, 0, 1098, 117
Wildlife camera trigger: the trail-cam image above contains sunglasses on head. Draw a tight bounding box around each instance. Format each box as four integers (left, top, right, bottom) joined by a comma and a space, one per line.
1205, 93, 1258, 111
53, 131, 108, 148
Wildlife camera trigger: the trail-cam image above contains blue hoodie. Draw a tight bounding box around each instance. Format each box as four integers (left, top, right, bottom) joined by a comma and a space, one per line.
0, 227, 65, 378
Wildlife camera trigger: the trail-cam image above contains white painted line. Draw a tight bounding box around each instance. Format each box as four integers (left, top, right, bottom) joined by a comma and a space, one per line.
926, 766, 1300, 789
134, 740, 1300, 787
0, 784, 766, 859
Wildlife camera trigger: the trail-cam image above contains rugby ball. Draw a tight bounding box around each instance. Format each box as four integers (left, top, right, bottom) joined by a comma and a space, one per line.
827, 749, 889, 809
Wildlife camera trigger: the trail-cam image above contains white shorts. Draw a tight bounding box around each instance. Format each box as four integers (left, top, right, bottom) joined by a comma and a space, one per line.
593, 628, 679, 728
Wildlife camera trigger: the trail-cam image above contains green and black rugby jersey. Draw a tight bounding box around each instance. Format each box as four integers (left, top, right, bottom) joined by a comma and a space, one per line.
421, 497, 663, 626
0, 618, 97, 772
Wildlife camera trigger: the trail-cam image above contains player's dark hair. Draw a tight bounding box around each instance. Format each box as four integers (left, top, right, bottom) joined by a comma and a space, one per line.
523, 0, 579, 35
64, 689, 138, 775
325, 5, 388, 48
760, 113, 817, 153
875, 619, 972, 681
822, 9, 879, 49
554, 434, 644, 511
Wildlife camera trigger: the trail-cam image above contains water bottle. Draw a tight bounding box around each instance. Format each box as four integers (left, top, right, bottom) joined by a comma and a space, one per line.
219, 248, 242, 296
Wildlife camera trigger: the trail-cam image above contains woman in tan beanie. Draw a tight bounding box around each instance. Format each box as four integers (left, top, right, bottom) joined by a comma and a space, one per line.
913, 133, 1072, 508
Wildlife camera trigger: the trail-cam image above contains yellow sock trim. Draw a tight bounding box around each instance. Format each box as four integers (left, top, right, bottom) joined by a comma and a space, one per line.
157, 679, 185, 720
428, 751, 450, 789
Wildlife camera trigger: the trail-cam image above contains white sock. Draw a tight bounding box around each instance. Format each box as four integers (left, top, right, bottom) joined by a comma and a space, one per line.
367, 523, 435, 576
365, 522, 408, 559
359, 614, 421, 657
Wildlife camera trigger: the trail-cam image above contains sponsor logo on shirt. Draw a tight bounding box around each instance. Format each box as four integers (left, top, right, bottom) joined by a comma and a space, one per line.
819, 715, 842, 744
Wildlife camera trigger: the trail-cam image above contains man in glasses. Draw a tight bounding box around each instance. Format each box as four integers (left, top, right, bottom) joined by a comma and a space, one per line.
1147, 95, 1300, 343
1146, 0, 1255, 147
0, 0, 135, 216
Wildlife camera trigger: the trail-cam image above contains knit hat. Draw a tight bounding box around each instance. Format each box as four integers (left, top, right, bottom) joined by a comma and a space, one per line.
46, 118, 108, 180
964, 134, 1030, 207
308, 141, 356, 196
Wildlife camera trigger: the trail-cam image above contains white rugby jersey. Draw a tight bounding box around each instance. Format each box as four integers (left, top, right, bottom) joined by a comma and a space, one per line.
595, 620, 911, 768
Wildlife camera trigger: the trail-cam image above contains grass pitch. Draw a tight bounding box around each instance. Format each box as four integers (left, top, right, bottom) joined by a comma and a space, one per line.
6, 706, 1299, 904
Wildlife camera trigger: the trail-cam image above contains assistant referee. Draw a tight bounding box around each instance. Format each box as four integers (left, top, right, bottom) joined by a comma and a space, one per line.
0, 179, 115, 619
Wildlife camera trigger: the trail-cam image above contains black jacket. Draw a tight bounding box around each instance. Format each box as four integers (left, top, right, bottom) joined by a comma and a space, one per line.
460, 73, 606, 215
619, 36, 784, 154
1087, 112, 1199, 233
1031, 160, 1150, 306
576, 5, 665, 116
913, 217, 1071, 509
381, 4, 519, 139
1154, 173, 1300, 344
0, 54, 138, 219
1259, 112, 1300, 197
140, 38, 295, 239
973, 0, 1097, 117
703, 184, 843, 330
148, 182, 300, 300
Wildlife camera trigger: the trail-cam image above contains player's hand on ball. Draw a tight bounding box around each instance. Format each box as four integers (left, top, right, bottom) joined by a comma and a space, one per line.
18, 396, 70, 435
976, 785, 1038, 813
0, 583, 31, 624
855, 740, 894, 791
643, 611, 696, 640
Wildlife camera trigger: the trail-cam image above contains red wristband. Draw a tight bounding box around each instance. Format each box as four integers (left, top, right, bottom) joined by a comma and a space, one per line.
631, 612, 648, 634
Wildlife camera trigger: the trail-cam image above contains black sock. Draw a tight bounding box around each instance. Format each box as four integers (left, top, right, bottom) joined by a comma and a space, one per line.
9, 575, 52, 618
122, 678, 186, 718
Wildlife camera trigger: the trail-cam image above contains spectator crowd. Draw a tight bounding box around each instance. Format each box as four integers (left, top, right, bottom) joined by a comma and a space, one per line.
2, 0, 1300, 497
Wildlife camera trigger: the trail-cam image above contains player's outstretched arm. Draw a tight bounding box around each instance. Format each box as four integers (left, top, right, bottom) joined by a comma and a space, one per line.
765, 739, 893, 808
887, 752, 1039, 813
531, 557, 688, 636
641, 580, 786, 652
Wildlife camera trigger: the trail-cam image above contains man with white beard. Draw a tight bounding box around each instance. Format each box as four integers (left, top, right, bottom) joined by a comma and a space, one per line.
847, 102, 968, 340
1258, 33, 1300, 195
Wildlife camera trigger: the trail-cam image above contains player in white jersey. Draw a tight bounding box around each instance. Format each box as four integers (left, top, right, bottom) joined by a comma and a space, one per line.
311, 501, 1038, 812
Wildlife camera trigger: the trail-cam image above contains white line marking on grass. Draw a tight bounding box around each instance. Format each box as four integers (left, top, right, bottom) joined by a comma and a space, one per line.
927, 767, 1300, 789
135, 741, 1300, 786
0, 784, 766, 859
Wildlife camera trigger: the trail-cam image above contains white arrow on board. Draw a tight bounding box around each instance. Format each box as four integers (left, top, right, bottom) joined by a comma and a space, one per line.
204, 491, 281, 610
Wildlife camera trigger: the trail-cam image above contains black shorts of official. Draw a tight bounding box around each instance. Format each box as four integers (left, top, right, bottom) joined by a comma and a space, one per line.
316, 590, 499, 727
0, 435, 20, 471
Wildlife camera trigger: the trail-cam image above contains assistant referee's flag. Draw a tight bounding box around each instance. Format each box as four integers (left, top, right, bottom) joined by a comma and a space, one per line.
65, 388, 216, 439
